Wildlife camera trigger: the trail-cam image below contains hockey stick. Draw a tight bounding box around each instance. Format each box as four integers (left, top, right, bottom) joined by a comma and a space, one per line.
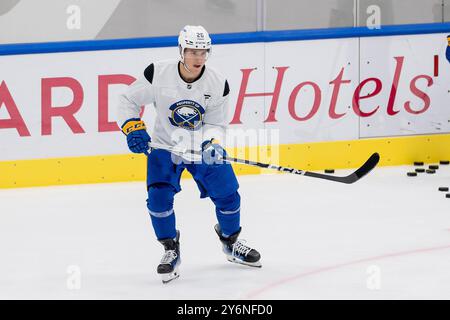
148, 142, 380, 184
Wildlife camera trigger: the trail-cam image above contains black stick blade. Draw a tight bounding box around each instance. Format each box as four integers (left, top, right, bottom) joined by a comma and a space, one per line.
355, 152, 380, 178
304, 152, 380, 184
341, 152, 380, 184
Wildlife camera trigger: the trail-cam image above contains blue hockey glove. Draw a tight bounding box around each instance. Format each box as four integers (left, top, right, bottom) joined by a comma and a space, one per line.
201, 139, 226, 165
446, 35, 450, 64
121, 118, 151, 155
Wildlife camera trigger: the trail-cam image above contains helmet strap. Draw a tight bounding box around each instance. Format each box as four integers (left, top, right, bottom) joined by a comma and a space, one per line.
179, 47, 192, 73
181, 61, 192, 73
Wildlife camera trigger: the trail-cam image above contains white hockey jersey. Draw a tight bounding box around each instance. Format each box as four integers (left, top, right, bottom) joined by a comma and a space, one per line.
117, 59, 230, 151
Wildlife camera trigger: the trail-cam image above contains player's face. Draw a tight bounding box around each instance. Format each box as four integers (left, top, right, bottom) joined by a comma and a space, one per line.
183, 48, 208, 72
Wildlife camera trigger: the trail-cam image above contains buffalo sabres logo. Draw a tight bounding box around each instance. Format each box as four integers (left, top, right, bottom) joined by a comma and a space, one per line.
169, 100, 205, 131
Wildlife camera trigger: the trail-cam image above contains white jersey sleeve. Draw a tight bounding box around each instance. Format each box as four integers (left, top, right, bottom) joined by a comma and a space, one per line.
117, 65, 156, 128
202, 80, 230, 144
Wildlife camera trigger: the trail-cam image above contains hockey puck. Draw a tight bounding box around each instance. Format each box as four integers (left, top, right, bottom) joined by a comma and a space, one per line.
426, 169, 436, 174
324, 169, 335, 174
415, 168, 425, 173
413, 161, 424, 166
429, 165, 439, 170
440, 160, 450, 165
446, 193, 450, 198
407, 172, 417, 177
439, 187, 449, 192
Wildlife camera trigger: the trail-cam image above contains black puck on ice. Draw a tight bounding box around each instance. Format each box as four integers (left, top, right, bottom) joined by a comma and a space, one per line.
407, 172, 417, 177
324, 169, 335, 174
414, 161, 424, 166
440, 160, 450, 165
446, 193, 450, 198
415, 168, 425, 173
426, 169, 436, 174
429, 165, 439, 170
439, 187, 449, 192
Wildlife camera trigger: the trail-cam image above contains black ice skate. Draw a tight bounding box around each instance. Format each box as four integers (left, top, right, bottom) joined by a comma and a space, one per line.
157, 230, 181, 283
214, 224, 261, 268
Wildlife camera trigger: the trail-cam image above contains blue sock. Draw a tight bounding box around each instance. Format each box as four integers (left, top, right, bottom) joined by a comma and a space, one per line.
149, 210, 177, 240
212, 192, 241, 237
147, 184, 177, 240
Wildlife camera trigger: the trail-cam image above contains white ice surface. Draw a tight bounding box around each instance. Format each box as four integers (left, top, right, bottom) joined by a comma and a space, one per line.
0, 165, 449, 299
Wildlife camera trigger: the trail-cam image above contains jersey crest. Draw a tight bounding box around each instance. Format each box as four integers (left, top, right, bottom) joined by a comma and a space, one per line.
169, 100, 205, 131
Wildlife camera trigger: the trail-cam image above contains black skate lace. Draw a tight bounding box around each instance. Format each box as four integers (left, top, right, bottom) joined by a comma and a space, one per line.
232, 240, 252, 257
161, 250, 177, 264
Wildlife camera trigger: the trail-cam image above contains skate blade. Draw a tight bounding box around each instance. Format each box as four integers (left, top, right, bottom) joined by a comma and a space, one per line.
227, 256, 262, 268
161, 270, 180, 284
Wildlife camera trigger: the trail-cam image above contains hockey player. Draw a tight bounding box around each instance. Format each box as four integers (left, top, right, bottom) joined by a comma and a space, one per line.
117, 25, 261, 283
446, 34, 450, 64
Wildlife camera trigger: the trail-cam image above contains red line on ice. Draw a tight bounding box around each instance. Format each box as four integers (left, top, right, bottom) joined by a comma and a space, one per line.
244, 244, 450, 299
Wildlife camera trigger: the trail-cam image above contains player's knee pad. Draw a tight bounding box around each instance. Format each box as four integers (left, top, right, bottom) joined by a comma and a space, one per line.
147, 183, 176, 216
212, 191, 241, 213
200, 164, 239, 199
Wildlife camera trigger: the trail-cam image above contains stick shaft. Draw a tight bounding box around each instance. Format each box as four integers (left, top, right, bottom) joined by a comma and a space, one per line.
148, 142, 379, 184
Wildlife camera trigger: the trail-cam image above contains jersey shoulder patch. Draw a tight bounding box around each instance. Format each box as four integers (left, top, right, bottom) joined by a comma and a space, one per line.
144, 63, 154, 84
223, 80, 230, 97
